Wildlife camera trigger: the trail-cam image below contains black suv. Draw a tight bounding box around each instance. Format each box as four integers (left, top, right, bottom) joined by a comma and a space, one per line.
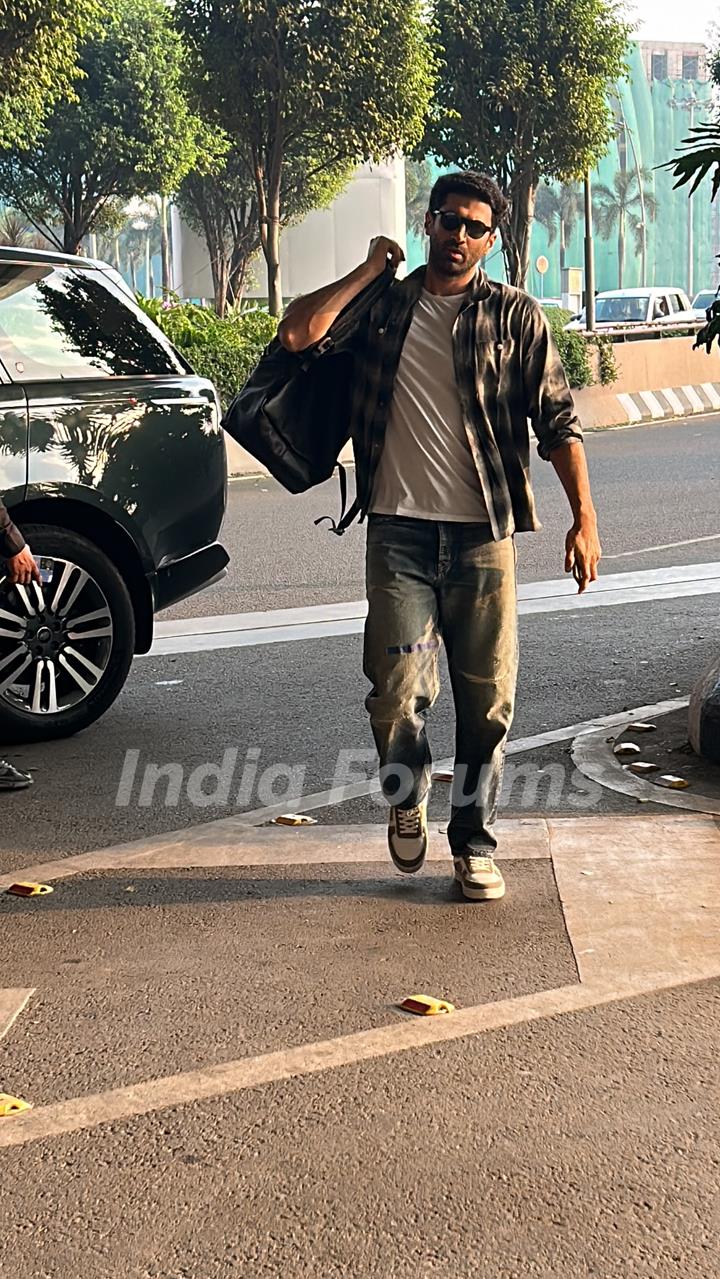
0, 246, 228, 742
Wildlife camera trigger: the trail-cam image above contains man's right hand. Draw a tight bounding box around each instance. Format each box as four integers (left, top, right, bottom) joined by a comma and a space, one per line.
366, 236, 405, 277
5, 546, 41, 586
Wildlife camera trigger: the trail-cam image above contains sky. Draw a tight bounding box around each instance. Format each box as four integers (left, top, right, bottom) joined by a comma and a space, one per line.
627, 0, 718, 44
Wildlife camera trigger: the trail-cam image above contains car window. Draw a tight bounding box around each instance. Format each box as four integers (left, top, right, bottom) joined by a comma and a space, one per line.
694, 292, 715, 310
653, 296, 670, 318
595, 295, 650, 323
0, 264, 186, 381
668, 293, 684, 313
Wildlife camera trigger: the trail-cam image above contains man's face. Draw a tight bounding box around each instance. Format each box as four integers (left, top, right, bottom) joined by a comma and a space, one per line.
424, 193, 498, 278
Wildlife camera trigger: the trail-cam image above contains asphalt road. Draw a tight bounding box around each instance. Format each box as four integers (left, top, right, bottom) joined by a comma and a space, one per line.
2, 416, 719, 1279
2, 415, 719, 864
163, 415, 720, 619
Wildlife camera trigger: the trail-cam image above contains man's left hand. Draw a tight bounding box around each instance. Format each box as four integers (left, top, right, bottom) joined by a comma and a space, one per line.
564, 516, 601, 594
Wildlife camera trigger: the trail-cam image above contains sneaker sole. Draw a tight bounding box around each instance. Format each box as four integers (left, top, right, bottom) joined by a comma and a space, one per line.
454, 871, 506, 901
389, 844, 427, 875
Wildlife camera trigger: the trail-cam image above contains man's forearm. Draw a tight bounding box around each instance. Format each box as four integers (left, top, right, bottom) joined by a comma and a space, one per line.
549, 439, 596, 522
277, 261, 377, 353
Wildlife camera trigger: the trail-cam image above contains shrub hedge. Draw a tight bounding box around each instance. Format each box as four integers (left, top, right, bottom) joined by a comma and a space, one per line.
138, 295, 614, 407
139, 297, 278, 409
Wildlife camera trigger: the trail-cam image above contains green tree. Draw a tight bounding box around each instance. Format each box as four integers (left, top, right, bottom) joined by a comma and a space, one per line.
0, 0, 99, 150
534, 182, 582, 274
177, 151, 351, 316
593, 169, 658, 289
0, 0, 217, 257
176, 0, 435, 315
422, 0, 630, 289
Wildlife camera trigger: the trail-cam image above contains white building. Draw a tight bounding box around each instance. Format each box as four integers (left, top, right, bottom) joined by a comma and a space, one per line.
170, 157, 408, 304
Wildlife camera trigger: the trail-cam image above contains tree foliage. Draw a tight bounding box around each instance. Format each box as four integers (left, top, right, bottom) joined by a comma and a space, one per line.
177, 150, 352, 316
421, 0, 630, 288
175, 0, 435, 313
0, 0, 218, 254
0, 0, 100, 149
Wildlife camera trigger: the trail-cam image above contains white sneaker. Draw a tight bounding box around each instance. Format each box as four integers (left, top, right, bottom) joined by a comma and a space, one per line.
453, 854, 505, 901
388, 800, 428, 874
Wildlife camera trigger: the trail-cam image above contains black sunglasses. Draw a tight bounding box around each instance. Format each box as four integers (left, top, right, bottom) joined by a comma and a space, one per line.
432, 209, 494, 240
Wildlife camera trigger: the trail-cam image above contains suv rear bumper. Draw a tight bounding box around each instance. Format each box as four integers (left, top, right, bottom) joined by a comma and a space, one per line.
152, 543, 229, 615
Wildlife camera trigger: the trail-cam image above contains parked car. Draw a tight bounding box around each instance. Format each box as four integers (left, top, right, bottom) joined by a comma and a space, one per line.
691, 289, 719, 320
565, 287, 697, 330
0, 245, 228, 742
540, 298, 563, 310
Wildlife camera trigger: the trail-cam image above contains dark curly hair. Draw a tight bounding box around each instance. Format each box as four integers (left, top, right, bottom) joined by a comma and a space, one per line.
428, 171, 509, 230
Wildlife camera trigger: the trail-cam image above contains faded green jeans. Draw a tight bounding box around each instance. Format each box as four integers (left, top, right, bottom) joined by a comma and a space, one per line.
364, 515, 518, 854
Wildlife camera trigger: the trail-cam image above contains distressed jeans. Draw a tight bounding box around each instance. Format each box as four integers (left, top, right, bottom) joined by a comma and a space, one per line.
364, 515, 518, 854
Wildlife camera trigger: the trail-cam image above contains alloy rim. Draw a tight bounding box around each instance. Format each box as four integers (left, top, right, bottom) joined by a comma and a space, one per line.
0, 556, 114, 716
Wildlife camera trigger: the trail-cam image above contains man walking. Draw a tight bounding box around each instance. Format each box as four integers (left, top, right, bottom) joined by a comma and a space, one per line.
279, 171, 601, 900
1, 492, 39, 791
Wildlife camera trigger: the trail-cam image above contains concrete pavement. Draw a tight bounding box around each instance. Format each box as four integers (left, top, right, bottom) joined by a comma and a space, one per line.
1, 808, 719, 1275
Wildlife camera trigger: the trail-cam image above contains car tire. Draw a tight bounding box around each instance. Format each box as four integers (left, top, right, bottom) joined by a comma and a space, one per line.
0, 523, 136, 743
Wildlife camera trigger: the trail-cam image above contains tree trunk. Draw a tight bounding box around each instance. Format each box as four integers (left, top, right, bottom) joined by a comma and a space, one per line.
63, 221, 82, 255
211, 256, 230, 318
560, 218, 567, 274
114, 236, 122, 272
265, 175, 282, 317
228, 255, 249, 309
253, 144, 283, 316
160, 195, 171, 296
129, 256, 137, 292
502, 162, 537, 290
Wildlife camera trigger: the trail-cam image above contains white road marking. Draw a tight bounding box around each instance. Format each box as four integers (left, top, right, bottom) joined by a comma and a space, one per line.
603, 532, 720, 559
148, 563, 720, 657
0, 988, 34, 1043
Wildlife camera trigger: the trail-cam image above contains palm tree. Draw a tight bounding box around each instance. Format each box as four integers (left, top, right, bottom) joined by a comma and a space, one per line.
534, 182, 583, 273
0, 208, 52, 249
593, 170, 658, 288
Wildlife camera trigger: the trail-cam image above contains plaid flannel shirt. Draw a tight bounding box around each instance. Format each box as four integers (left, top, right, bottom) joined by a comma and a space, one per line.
349, 264, 583, 540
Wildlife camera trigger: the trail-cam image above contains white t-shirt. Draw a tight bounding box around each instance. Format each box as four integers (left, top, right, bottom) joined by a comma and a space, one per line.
370, 288, 488, 522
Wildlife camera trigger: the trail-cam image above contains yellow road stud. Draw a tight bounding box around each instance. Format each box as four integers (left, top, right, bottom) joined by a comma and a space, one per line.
0, 1094, 31, 1117
431, 769, 454, 783
6, 881, 53, 897
399, 994, 455, 1016
656, 775, 690, 790
627, 722, 657, 733
271, 814, 317, 826
625, 761, 660, 775
613, 742, 641, 757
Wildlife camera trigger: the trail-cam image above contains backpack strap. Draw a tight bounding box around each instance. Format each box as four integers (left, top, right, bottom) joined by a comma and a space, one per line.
313, 463, 361, 536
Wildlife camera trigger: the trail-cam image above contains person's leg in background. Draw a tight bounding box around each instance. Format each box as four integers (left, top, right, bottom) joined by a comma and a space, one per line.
438, 526, 518, 899
364, 516, 440, 872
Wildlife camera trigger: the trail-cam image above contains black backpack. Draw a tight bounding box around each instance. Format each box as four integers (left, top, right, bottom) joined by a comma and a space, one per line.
221, 265, 395, 533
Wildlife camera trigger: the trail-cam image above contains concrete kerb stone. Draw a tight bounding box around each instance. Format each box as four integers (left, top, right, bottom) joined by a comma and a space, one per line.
571, 710, 720, 816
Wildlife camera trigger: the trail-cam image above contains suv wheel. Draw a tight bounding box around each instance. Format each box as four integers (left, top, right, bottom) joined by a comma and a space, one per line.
0, 523, 135, 742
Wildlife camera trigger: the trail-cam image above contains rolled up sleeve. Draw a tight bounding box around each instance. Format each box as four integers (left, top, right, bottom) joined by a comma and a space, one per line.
0, 496, 25, 558
522, 304, 584, 461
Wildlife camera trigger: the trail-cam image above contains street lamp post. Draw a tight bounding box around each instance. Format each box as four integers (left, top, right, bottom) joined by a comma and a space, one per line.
671, 92, 699, 298
611, 95, 648, 287
584, 171, 596, 331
